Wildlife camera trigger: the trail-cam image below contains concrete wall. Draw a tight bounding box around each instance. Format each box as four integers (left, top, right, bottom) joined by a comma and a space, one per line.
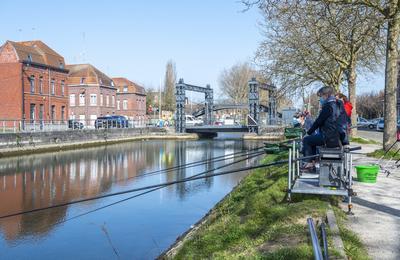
0, 127, 166, 149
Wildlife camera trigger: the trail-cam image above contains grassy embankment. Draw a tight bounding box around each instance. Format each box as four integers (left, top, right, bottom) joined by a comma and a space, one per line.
173, 152, 368, 259
349, 136, 380, 145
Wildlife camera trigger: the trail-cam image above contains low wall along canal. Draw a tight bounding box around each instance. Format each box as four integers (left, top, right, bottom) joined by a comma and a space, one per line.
0, 139, 263, 259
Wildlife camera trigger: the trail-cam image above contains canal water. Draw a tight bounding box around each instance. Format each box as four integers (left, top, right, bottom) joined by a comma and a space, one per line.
0, 139, 263, 259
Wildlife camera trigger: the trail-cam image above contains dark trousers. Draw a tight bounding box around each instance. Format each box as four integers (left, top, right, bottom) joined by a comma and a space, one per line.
303, 133, 325, 162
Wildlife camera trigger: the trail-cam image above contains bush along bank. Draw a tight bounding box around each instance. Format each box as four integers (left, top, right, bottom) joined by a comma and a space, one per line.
167, 152, 368, 259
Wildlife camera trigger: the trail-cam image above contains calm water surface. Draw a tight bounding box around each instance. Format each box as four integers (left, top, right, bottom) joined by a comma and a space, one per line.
0, 139, 263, 259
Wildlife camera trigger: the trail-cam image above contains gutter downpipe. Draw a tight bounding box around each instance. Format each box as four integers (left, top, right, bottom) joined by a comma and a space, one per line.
307, 218, 323, 260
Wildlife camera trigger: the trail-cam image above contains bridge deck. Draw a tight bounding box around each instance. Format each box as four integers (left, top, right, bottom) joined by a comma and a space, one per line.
185, 125, 249, 133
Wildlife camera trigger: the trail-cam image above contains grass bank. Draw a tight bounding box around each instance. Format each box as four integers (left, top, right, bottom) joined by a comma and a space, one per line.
350, 136, 380, 145
169, 153, 367, 259
367, 148, 400, 160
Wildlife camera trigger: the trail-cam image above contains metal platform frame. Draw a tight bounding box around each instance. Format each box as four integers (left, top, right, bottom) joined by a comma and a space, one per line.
287, 141, 355, 214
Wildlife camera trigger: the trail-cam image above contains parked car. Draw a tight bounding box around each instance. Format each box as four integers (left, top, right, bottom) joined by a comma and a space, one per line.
368, 118, 382, 130
68, 119, 84, 129
376, 118, 400, 131
95, 115, 128, 129
357, 117, 370, 128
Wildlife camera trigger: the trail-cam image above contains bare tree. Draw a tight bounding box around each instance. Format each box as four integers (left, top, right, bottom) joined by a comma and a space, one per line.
357, 90, 384, 119
245, 0, 399, 149
163, 60, 177, 111
251, 1, 384, 136
219, 62, 257, 104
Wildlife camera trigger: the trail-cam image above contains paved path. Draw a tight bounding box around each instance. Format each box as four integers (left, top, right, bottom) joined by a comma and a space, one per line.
357, 130, 383, 143
344, 143, 400, 260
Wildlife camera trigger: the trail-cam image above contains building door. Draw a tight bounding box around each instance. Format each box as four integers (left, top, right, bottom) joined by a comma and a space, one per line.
61, 106, 65, 123
51, 105, 55, 123
39, 104, 44, 129
30, 104, 36, 123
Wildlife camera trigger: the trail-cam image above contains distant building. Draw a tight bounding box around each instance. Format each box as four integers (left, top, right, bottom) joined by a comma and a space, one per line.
67, 64, 116, 126
112, 77, 146, 120
0, 40, 69, 126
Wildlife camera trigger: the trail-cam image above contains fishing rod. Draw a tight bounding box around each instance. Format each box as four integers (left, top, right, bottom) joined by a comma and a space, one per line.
110, 145, 266, 183
1, 150, 289, 220
112, 148, 266, 184
52, 150, 266, 225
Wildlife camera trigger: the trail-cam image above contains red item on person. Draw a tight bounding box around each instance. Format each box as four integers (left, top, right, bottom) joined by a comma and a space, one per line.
343, 101, 353, 117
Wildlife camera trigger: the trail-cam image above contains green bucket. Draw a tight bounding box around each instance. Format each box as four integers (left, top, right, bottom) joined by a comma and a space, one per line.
355, 165, 379, 183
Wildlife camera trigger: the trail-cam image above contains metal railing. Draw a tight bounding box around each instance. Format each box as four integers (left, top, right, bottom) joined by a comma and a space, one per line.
0, 118, 151, 133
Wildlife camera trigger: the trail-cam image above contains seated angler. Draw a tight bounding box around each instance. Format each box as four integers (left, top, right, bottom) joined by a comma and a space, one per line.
302, 86, 341, 169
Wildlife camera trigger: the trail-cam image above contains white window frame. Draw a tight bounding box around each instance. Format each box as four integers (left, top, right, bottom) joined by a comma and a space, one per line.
70, 94, 76, 106
90, 94, 97, 106
123, 100, 128, 110
117, 100, 120, 110
111, 95, 115, 107
106, 95, 110, 107
51, 79, 55, 95
100, 94, 103, 106
79, 94, 85, 106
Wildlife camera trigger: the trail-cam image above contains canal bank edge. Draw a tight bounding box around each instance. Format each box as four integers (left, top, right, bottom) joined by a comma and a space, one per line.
0, 132, 199, 158
159, 152, 368, 259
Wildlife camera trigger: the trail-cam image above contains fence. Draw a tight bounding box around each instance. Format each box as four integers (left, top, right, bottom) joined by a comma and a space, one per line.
0, 118, 150, 133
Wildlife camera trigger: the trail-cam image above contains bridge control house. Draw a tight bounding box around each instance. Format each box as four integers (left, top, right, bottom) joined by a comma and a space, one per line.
0, 40, 69, 128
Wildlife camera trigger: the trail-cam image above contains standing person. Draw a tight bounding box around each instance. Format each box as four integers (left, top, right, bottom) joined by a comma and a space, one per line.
302, 86, 341, 169
336, 93, 352, 145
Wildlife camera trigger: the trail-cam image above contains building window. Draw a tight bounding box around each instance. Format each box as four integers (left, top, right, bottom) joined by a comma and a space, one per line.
117, 100, 120, 110
79, 94, 85, 106
70, 94, 76, 106
111, 96, 115, 107
123, 100, 128, 110
123, 86, 128, 92
39, 77, 43, 94
27, 54, 32, 62
29, 76, 35, 93
61, 80, 65, 96
100, 94, 103, 106
106, 95, 110, 107
51, 105, 55, 123
99, 79, 103, 85
51, 79, 55, 95
39, 104, 44, 121
90, 94, 97, 106
61, 106, 65, 123
80, 78, 86, 84
30, 104, 36, 123
59, 62, 64, 69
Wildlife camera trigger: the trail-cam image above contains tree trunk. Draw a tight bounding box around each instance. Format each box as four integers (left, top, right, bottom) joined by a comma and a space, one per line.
383, 15, 400, 150
347, 60, 357, 137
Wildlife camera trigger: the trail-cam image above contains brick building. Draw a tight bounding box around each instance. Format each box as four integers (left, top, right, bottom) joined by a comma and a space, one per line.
112, 77, 146, 120
0, 40, 69, 127
67, 64, 117, 126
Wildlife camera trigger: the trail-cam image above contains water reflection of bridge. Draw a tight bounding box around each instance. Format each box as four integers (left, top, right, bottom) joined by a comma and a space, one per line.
0, 140, 255, 241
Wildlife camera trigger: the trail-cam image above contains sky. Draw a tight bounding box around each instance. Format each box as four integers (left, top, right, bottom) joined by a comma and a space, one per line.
0, 0, 385, 104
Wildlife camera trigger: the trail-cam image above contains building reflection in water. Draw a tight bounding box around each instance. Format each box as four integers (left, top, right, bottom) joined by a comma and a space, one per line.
0, 140, 259, 242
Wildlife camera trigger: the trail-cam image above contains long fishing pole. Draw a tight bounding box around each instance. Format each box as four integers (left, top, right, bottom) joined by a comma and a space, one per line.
113, 148, 266, 183
0, 151, 286, 220
53, 150, 266, 225
111, 145, 266, 183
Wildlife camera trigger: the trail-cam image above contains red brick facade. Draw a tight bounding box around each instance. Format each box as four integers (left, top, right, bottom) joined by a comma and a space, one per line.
112, 77, 146, 120
67, 64, 117, 126
0, 41, 69, 126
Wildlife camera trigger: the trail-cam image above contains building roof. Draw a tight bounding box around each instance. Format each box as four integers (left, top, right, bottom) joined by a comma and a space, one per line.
0, 40, 66, 68
66, 64, 115, 87
112, 77, 146, 95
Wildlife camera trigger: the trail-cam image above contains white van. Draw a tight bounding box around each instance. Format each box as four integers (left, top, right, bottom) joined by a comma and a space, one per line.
185, 115, 203, 126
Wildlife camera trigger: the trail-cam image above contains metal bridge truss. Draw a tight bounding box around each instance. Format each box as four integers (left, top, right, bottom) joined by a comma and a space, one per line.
175, 79, 213, 133
175, 78, 277, 134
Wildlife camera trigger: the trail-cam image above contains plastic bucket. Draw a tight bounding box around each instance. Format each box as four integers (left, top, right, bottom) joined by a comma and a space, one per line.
355, 165, 379, 183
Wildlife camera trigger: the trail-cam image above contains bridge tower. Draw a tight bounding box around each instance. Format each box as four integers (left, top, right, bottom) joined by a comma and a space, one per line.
204, 84, 213, 125
175, 79, 214, 133
175, 79, 186, 133
248, 78, 259, 133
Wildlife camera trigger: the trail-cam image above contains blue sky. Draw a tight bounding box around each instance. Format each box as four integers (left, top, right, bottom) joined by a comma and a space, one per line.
0, 0, 384, 102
